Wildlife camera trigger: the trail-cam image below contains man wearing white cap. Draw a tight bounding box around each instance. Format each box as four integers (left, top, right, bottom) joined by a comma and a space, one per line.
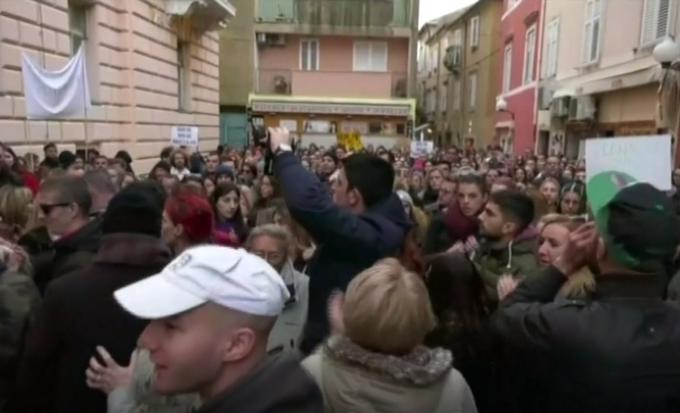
113, 245, 324, 412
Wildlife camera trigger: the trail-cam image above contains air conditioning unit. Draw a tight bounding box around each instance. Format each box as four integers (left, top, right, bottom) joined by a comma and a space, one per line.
266, 33, 286, 46
568, 96, 596, 121
551, 96, 570, 118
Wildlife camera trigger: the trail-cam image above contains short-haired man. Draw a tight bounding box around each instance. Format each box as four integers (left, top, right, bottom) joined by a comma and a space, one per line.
32, 176, 101, 293
269, 127, 410, 353
93, 155, 109, 170
205, 152, 220, 176
40, 143, 60, 170
474, 190, 538, 300
84, 169, 118, 217
113, 246, 324, 412
15, 183, 170, 413
424, 174, 487, 255
495, 172, 680, 411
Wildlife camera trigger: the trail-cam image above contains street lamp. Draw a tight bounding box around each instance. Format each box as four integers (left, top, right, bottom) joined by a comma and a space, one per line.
496, 96, 515, 120
653, 36, 680, 69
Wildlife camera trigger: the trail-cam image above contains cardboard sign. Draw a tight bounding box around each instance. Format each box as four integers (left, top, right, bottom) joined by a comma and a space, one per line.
410, 140, 434, 158
171, 126, 199, 147
586, 135, 671, 190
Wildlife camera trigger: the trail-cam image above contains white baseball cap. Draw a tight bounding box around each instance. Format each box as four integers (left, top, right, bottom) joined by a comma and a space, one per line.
114, 245, 290, 319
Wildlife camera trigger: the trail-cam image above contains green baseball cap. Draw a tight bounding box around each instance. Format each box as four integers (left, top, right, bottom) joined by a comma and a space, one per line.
587, 171, 680, 271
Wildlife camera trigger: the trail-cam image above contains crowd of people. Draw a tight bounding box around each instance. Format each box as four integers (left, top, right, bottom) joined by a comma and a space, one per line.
1, 130, 680, 413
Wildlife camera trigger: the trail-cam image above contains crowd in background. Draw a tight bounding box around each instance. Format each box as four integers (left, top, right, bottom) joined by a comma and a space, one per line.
1, 134, 680, 413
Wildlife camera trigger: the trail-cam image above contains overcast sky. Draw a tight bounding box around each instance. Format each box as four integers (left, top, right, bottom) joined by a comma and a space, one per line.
419, 0, 478, 28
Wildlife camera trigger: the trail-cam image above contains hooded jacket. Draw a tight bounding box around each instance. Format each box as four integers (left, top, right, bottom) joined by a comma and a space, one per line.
14, 233, 170, 413
494, 267, 680, 412
274, 152, 410, 352
302, 336, 477, 413
197, 352, 324, 413
474, 226, 539, 301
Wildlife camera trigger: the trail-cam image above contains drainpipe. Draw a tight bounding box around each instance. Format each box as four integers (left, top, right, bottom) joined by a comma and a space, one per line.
533, 0, 548, 155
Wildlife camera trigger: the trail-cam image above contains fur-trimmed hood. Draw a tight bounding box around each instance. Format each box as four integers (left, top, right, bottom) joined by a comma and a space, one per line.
325, 335, 453, 386
302, 336, 478, 413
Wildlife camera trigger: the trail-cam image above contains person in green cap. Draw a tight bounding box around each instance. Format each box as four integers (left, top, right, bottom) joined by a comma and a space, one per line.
493, 171, 680, 412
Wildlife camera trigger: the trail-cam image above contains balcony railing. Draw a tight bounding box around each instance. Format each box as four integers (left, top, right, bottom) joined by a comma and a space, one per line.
257, 0, 413, 28
257, 69, 408, 98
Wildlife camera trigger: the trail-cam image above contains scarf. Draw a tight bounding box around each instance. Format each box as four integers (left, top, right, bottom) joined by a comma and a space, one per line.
443, 202, 479, 243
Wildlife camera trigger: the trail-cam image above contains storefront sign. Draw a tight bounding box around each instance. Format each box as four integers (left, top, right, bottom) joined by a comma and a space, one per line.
586, 135, 671, 190
252, 101, 411, 117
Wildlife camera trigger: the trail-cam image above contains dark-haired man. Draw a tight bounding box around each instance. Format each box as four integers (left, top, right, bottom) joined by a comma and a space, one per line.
269, 127, 410, 353
474, 190, 538, 300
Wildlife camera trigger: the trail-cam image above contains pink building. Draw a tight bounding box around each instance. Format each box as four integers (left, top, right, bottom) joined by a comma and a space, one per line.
495, 0, 542, 155
250, 0, 418, 148
0, 0, 234, 172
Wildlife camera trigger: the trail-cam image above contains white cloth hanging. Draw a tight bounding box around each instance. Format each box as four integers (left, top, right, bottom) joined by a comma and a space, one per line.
21, 45, 91, 119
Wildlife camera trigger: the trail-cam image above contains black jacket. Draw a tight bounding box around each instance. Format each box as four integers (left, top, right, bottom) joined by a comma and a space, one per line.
494, 267, 680, 413
197, 352, 323, 413
27, 217, 103, 295
14, 234, 171, 413
274, 153, 410, 352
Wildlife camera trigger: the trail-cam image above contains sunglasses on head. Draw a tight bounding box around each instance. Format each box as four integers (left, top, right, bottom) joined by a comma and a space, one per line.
39, 203, 71, 215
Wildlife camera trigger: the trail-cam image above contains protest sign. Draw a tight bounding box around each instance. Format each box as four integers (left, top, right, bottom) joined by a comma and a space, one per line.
410, 140, 434, 158
171, 126, 199, 147
585, 135, 671, 190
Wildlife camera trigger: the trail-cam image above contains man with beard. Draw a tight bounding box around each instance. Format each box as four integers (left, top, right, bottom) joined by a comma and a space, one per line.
473, 190, 538, 301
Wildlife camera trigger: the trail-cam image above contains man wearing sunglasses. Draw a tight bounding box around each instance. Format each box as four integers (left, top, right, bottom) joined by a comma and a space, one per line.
32, 175, 100, 294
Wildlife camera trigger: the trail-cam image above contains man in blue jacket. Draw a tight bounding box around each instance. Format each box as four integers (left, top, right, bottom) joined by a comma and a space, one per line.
269, 127, 410, 353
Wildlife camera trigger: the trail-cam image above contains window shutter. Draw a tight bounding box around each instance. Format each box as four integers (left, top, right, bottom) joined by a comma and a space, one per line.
310, 40, 318, 70
371, 42, 387, 71
641, 0, 657, 45
657, 0, 671, 39
355, 42, 371, 71
301, 41, 309, 70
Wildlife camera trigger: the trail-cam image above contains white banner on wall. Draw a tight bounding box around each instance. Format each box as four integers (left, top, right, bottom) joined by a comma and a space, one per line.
21, 45, 91, 119
585, 135, 671, 190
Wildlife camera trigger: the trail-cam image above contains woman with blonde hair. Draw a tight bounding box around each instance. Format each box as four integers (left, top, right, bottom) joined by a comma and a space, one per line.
498, 214, 595, 301
302, 258, 477, 413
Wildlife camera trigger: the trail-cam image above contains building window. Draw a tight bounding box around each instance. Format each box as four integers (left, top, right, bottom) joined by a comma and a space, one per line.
523, 24, 537, 84
583, 0, 602, 64
353, 41, 388, 72
453, 28, 463, 46
502, 43, 512, 92
469, 16, 480, 49
545, 18, 560, 77
468, 72, 478, 111
641, 0, 672, 46
427, 89, 436, 113
453, 80, 461, 111
177, 40, 191, 111
300, 39, 319, 71
68, 3, 87, 55
368, 122, 383, 134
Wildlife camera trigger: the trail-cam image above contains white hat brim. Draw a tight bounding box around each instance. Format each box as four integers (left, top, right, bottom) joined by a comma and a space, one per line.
114, 273, 206, 320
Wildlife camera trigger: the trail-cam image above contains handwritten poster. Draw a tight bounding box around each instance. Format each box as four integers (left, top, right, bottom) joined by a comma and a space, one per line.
171, 126, 199, 147
585, 135, 671, 190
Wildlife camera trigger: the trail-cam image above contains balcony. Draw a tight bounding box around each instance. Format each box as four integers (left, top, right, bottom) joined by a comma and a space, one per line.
257, 69, 408, 99
256, 0, 414, 36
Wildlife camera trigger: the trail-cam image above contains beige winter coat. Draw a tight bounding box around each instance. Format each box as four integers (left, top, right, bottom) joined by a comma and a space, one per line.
302, 336, 478, 413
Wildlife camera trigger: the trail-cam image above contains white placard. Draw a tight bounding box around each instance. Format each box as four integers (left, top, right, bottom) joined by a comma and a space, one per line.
410, 140, 434, 158
279, 119, 298, 132
171, 126, 199, 147
586, 135, 671, 190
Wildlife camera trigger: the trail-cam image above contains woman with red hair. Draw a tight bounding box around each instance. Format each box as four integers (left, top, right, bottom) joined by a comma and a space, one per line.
162, 192, 214, 255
